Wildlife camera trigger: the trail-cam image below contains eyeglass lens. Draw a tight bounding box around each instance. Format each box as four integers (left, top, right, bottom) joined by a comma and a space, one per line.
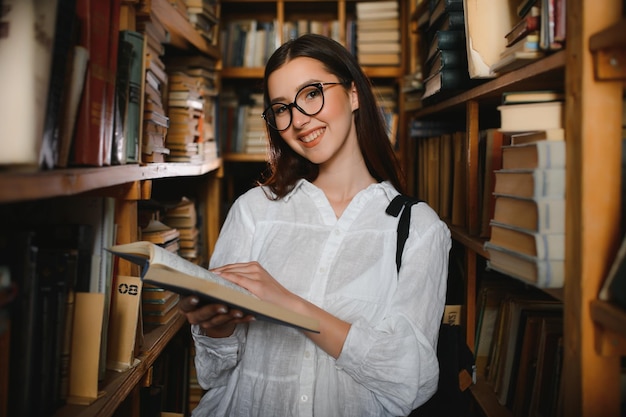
265, 84, 325, 131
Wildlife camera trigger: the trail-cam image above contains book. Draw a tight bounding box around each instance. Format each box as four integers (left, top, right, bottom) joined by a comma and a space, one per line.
498, 101, 564, 133
40, 0, 79, 170
106, 275, 142, 372
479, 129, 507, 238
422, 68, 470, 100
489, 223, 565, 260
463, 0, 518, 78
485, 242, 564, 288
502, 90, 565, 104
510, 128, 565, 145
501, 141, 566, 170
499, 32, 540, 58
0, 0, 59, 167
121, 30, 145, 164
56, 46, 90, 168
428, 0, 463, 29
492, 298, 562, 406
493, 168, 565, 198
490, 50, 545, 74
505, 11, 540, 47
107, 241, 320, 333
73, 0, 114, 166
492, 195, 565, 234
527, 315, 564, 415
426, 29, 466, 62
426, 48, 467, 78
357, 53, 401, 66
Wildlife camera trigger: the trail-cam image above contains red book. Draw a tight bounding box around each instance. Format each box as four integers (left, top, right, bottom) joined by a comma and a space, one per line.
73, 0, 113, 166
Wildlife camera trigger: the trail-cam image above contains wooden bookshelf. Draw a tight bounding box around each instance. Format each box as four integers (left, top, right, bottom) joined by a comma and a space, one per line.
218, 0, 412, 187
408, 0, 625, 416
0, 1, 223, 416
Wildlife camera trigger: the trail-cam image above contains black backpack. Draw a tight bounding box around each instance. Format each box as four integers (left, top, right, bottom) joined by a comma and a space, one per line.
386, 195, 475, 417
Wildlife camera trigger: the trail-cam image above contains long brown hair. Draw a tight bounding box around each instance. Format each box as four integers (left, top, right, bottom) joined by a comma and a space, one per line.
260, 34, 405, 198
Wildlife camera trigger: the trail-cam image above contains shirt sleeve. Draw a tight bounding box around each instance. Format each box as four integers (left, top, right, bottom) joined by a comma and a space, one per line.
335, 204, 451, 415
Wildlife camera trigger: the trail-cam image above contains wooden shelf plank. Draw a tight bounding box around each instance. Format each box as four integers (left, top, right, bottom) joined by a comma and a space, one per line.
0, 158, 222, 204
224, 153, 268, 163
590, 300, 626, 356
470, 377, 514, 417
151, 0, 220, 58
414, 51, 566, 117
589, 18, 626, 81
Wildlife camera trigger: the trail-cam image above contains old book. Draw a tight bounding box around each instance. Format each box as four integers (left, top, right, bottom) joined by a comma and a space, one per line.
451, 131, 467, 226
463, 0, 517, 78
428, 0, 463, 29
422, 68, 470, 100
40, 0, 78, 169
509, 128, 565, 145
108, 242, 320, 332
489, 223, 565, 260
426, 48, 468, 79
505, 9, 540, 47
490, 49, 545, 74
492, 195, 564, 234
73, 0, 113, 166
56, 46, 89, 168
0, 0, 59, 167
501, 141, 565, 170
121, 31, 145, 164
427, 29, 465, 62
498, 101, 564, 133
493, 298, 562, 406
479, 129, 507, 238
527, 316, 564, 416
493, 168, 565, 198
485, 242, 564, 288
358, 53, 401, 66
67, 292, 105, 405
502, 90, 565, 104
106, 275, 142, 372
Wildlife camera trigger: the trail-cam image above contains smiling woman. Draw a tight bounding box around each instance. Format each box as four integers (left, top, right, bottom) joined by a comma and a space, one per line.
178, 33, 451, 417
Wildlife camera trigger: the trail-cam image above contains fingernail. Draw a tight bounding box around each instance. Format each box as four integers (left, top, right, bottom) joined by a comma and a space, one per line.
218, 306, 228, 314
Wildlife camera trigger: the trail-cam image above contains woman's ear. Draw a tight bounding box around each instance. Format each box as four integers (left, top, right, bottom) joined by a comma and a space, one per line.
350, 82, 359, 111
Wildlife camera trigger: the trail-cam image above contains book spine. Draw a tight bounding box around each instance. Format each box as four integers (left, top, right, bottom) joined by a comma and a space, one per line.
72, 0, 112, 166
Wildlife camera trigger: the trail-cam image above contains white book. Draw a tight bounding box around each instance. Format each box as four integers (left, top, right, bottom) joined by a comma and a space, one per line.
0, 0, 59, 167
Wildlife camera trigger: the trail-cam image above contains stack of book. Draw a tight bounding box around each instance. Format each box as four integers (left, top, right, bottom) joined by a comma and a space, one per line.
165, 54, 220, 163
137, 12, 170, 163
184, 0, 220, 45
165, 71, 204, 163
484, 90, 566, 289
164, 197, 201, 262
141, 218, 181, 253
355, 1, 401, 66
142, 285, 181, 327
420, 0, 470, 101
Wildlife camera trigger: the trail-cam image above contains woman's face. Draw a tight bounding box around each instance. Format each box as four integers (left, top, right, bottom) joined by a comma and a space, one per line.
266, 57, 359, 166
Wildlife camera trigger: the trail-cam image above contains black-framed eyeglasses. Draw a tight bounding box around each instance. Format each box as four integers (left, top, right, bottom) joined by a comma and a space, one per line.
262, 82, 346, 131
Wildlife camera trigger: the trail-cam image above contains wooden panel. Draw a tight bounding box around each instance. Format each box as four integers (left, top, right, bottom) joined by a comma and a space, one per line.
563, 0, 624, 415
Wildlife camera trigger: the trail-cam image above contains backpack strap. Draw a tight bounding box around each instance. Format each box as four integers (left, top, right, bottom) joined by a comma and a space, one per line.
385, 194, 423, 273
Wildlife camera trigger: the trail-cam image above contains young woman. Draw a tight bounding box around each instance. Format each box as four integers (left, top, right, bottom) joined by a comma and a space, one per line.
179, 34, 451, 417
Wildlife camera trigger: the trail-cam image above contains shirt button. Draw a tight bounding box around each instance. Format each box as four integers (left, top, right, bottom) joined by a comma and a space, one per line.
301, 395, 308, 402
304, 351, 311, 359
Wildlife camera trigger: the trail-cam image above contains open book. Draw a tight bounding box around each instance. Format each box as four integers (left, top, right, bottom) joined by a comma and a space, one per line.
107, 241, 319, 333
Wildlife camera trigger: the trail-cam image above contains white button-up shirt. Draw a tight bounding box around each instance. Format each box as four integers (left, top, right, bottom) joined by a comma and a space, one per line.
191, 180, 451, 417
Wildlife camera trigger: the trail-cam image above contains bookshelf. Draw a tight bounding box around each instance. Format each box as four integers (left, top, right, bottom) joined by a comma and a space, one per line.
407, 0, 625, 416
0, 0, 222, 416
218, 0, 412, 200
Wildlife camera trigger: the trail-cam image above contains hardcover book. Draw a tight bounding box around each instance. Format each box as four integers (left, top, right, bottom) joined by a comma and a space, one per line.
108, 242, 320, 333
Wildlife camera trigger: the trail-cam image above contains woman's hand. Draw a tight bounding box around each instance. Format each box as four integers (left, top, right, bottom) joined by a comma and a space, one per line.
211, 261, 297, 308
178, 296, 254, 338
